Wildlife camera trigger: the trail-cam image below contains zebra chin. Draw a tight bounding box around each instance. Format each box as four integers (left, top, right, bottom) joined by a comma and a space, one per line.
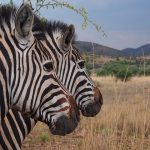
81, 87, 103, 117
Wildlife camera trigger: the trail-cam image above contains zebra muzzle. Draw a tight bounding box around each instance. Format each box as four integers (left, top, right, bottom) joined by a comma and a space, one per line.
81, 87, 103, 117
49, 96, 80, 136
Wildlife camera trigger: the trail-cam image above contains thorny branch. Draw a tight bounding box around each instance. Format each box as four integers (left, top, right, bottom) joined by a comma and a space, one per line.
5, 0, 106, 36
34, 0, 106, 36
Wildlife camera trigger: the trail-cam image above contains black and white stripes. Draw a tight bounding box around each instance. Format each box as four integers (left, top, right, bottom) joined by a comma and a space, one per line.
0, 3, 79, 139
0, 2, 103, 150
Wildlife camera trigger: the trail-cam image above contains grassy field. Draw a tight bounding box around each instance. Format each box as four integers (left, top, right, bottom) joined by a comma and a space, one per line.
22, 76, 150, 150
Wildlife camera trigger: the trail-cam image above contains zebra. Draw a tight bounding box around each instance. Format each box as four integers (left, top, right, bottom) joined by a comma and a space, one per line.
0, 4, 103, 150
0, 2, 80, 141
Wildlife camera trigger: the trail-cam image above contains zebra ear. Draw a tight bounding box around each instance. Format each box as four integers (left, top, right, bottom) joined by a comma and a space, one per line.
62, 24, 75, 49
15, 3, 34, 39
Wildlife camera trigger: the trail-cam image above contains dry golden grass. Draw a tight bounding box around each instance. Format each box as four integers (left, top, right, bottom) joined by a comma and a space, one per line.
22, 76, 150, 150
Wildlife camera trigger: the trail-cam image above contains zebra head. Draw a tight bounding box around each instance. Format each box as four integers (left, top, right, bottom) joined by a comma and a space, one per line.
33, 20, 103, 117
0, 3, 79, 135
71, 45, 103, 117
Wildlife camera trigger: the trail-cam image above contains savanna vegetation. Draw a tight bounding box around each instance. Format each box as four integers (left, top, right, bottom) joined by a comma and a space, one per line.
83, 53, 150, 81
22, 76, 150, 150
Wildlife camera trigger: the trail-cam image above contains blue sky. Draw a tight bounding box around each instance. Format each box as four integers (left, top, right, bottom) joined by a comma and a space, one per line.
1, 0, 150, 49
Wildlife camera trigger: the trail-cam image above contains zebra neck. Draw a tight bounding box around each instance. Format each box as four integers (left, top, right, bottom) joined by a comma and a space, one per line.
0, 42, 15, 123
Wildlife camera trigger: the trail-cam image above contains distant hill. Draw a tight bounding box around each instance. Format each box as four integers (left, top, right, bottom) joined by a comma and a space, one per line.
74, 41, 150, 57
74, 41, 122, 57
122, 44, 150, 57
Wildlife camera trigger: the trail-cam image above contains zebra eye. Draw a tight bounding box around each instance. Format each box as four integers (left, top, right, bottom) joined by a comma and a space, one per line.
43, 62, 54, 72
78, 61, 85, 69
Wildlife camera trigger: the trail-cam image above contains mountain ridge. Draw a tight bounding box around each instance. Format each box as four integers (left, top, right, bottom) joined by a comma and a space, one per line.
74, 41, 150, 57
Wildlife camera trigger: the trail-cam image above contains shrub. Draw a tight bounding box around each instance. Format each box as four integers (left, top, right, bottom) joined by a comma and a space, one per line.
93, 59, 150, 79
114, 67, 132, 82
96, 69, 108, 76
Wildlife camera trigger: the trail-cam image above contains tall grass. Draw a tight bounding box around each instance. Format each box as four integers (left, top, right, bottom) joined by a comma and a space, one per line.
23, 76, 150, 150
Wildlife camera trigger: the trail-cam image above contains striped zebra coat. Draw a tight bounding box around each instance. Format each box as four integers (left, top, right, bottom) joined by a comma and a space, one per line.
0, 2, 80, 139
0, 3, 103, 150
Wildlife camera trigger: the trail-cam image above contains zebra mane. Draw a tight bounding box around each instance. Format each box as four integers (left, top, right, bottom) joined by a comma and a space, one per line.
33, 16, 77, 43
